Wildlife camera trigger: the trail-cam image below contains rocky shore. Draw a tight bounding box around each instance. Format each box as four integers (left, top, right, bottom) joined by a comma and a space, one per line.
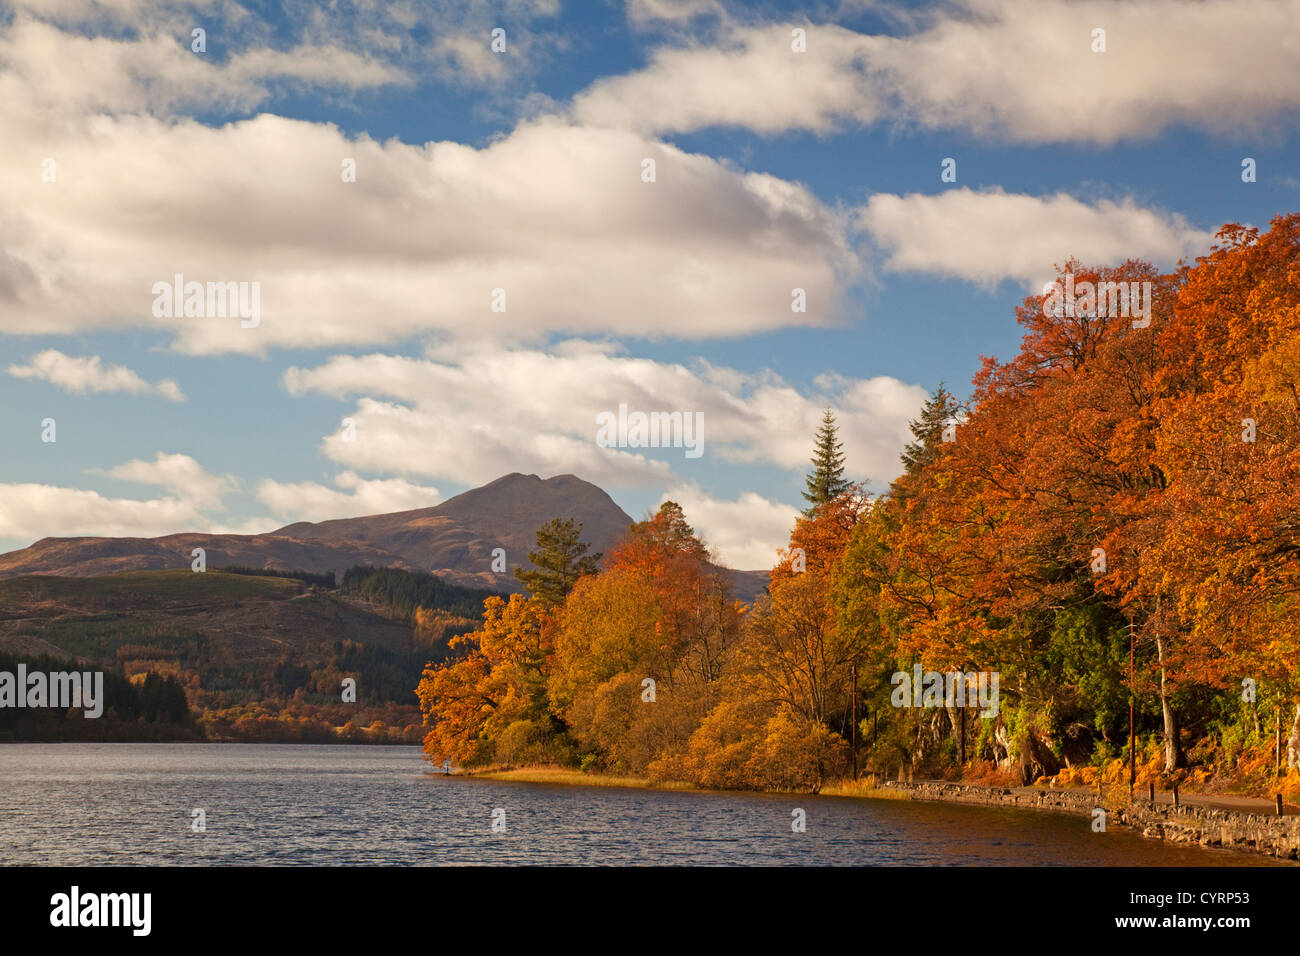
875, 779, 1300, 861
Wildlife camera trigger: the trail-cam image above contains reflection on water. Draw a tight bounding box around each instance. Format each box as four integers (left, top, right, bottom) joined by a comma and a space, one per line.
0, 743, 1284, 866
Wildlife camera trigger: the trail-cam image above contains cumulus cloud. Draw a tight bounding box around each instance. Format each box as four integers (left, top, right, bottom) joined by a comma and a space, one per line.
0, 17, 408, 118
102, 452, 236, 507
0, 452, 436, 544
626, 0, 729, 28
283, 343, 928, 489
2, 102, 855, 353
8, 350, 185, 401
432, 33, 510, 85
856, 188, 1214, 287
662, 483, 797, 569
572, 0, 1300, 143
0, 483, 210, 542
256, 471, 441, 523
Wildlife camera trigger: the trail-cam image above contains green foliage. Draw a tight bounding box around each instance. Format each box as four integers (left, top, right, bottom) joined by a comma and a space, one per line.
898, 383, 960, 477
218, 566, 337, 588
802, 408, 849, 514
1041, 605, 1128, 736
513, 518, 602, 607
0, 649, 192, 740
341, 566, 500, 620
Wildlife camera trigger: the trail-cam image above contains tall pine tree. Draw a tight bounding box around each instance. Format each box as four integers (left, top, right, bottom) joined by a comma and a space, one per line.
802, 408, 850, 515
514, 518, 602, 607
899, 383, 960, 476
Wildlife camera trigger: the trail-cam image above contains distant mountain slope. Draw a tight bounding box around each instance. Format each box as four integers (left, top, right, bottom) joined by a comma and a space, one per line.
0, 472, 771, 601
274, 472, 636, 589
0, 532, 406, 580
0, 569, 415, 675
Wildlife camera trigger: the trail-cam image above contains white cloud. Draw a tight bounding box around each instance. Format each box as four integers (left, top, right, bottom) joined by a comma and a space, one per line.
256, 471, 441, 523
432, 34, 509, 85
0, 450, 434, 545
0, 482, 208, 541
1, 100, 855, 353
8, 350, 185, 401
626, 0, 728, 27
572, 22, 872, 135
0, 17, 408, 118
572, 0, 1300, 143
103, 452, 236, 507
663, 483, 796, 569
856, 188, 1213, 287
283, 343, 928, 489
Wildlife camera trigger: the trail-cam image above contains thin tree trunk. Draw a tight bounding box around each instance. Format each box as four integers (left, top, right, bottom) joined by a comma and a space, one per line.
1155, 635, 1185, 771
1286, 702, 1300, 770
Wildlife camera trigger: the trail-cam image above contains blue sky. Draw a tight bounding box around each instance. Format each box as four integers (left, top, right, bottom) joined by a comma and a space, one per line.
1, 0, 1298, 567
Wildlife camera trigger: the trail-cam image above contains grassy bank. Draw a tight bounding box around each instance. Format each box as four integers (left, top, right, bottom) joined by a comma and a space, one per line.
468, 766, 696, 790
820, 776, 911, 800
467, 765, 909, 799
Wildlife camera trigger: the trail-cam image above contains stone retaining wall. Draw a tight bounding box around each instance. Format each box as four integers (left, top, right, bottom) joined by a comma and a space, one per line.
876, 779, 1300, 860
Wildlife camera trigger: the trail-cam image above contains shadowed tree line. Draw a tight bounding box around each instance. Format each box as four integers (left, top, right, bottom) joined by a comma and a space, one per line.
0, 649, 193, 741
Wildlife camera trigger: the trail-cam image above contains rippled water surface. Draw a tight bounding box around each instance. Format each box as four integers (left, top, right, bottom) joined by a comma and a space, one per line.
0, 744, 1283, 866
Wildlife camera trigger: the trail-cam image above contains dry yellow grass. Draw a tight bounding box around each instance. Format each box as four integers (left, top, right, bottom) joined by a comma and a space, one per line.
471, 766, 696, 791
821, 775, 910, 800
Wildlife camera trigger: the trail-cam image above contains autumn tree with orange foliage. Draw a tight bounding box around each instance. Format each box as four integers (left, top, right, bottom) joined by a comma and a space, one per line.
417, 215, 1300, 797
836, 215, 1300, 791
551, 502, 743, 775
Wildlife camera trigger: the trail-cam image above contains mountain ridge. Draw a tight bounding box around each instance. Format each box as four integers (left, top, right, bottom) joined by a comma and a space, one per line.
0, 472, 771, 601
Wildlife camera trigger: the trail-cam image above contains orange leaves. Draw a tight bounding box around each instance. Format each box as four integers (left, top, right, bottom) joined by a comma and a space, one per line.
771, 489, 866, 584
862, 214, 1300, 734
415, 592, 557, 768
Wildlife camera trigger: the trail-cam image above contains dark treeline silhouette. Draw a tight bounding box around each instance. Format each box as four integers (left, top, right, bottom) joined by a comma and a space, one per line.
0, 649, 195, 741
218, 566, 337, 588
341, 565, 501, 620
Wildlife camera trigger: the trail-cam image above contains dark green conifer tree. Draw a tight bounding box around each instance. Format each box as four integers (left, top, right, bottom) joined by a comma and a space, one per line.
514, 518, 602, 606
899, 383, 960, 476
802, 408, 850, 515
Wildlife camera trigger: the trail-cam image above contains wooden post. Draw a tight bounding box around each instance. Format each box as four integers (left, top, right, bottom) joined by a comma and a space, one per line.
1277, 793, 1284, 817
958, 677, 966, 767
851, 662, 859, 781
1148, 781, 1155, 804
1172, 783, 1179, 807
1277, 706, 1283, 779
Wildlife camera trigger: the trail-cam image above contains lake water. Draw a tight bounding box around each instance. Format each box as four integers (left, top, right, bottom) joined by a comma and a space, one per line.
0, 743, 1283, 866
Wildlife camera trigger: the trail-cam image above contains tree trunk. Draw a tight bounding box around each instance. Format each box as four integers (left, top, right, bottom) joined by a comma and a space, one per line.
958, 704, 966, 766
1155, 635, 1185, 771
1286, 702, 1300, 770
945, 703, 961, 765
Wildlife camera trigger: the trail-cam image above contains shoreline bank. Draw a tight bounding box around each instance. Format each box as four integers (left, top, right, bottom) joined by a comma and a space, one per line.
470, 766, 1300, 861
858, 778, 1300, 862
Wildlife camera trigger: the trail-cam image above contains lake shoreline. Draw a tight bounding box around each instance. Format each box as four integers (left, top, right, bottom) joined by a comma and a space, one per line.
467, 765, 1300, 862
3, 744, 1281, 866
866, 778, 1300, 861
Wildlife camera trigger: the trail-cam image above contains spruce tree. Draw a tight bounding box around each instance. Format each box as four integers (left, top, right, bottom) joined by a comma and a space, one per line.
514, 517, 602, 607
899, 383, 960, 476
802, 408, 850, 514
